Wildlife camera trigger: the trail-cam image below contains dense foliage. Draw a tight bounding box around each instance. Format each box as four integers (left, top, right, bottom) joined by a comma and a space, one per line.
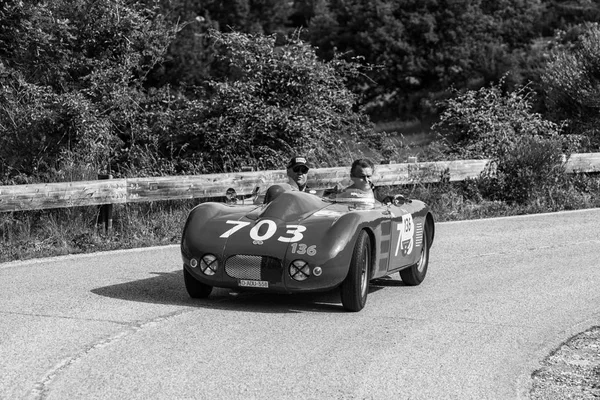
164, 30, 375, 172
150, 0, 600, 120
432, 81, 573, 204
542, 22, 600, 150
2, 0, 600, 185
0, 0, 176, 182
306, 0, 545, 118
0, 0, 376, 182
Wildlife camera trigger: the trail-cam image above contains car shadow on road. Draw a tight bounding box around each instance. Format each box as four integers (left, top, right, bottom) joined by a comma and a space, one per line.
370, 275, 407, 287
91, 270, 390, 314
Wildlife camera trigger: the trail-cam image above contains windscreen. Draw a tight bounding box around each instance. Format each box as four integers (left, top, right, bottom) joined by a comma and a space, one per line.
331, 189, 375, 204
259, 191, 329, 221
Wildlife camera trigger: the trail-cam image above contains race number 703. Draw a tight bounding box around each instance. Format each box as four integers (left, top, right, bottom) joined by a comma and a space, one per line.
219, 220, 306, 243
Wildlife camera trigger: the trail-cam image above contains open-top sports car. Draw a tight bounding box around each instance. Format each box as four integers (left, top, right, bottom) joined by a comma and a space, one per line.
181, 185, 434, 311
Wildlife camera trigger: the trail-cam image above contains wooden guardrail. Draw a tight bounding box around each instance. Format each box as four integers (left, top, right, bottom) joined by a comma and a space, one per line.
0, 153, 599, 213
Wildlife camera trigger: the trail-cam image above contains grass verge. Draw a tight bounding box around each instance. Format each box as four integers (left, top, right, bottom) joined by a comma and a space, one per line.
1, 174, 599, 263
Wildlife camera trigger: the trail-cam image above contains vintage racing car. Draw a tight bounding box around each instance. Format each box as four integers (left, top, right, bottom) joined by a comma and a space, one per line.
180, 185, 435, 311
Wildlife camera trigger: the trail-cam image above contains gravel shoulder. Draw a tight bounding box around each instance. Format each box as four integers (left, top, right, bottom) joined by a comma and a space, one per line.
530, 326, 600, 399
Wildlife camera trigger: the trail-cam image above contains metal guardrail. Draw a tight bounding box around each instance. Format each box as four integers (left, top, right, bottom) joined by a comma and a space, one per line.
0, 153, 599, 213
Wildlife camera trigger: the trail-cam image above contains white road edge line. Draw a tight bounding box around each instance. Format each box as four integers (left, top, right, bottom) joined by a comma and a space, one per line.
0, 244, 179, 270
439, 207, 600, 224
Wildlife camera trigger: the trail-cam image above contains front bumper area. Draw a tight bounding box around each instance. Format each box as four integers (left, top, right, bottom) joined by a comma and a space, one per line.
182, 250, 346, 293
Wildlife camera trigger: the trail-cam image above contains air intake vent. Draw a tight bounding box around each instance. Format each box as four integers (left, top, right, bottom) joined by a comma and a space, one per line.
225, 255, 281, 280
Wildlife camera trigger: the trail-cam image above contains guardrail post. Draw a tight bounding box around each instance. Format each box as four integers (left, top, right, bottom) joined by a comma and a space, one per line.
97, 174, 113, 233
407, 156, 418, 181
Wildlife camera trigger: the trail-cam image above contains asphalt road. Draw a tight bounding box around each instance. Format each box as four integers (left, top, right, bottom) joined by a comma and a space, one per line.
1, 209, 599, 400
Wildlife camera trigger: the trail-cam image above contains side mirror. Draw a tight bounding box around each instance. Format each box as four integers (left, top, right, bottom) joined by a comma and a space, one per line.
383, 194, 411, 206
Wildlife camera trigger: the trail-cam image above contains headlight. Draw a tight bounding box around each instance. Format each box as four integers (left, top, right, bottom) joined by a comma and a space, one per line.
200, 254, 218, 276
289, 260, 310, 281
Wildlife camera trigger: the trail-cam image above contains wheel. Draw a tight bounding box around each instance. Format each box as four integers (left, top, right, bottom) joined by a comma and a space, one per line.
399, 225, 430, 286
184, 267, 213, 298
341, 230, 371, 312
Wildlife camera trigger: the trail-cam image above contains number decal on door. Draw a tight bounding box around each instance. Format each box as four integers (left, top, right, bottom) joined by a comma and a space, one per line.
394, 215, 415, 257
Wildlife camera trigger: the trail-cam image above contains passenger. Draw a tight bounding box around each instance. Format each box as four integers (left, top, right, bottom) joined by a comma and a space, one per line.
286, 156, 310, 192
253, 156, 311, 204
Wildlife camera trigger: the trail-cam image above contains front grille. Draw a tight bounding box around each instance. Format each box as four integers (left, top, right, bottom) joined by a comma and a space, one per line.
225, 255, 282, 280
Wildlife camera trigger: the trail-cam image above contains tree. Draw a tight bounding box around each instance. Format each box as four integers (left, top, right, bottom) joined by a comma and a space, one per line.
538, 0, 600, 36
542, 23, 600, 150
145, 0, 296, 87
164, 29, 376, 172
0, 0, 176, 182
432, 80, 570, 204
306, 0, 545, 119
0, 0, 379, 181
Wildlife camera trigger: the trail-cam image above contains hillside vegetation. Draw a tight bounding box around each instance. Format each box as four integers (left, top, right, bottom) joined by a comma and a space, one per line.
0, 0, 600, 261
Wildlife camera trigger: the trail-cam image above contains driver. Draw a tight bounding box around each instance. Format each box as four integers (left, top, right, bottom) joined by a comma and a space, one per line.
346, 158, 375, 192
286, 156, 310, 192
326, 158, 377, 204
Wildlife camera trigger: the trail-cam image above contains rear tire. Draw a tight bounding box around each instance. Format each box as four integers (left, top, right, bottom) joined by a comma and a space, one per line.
184, 267, 213, 298
341, 230, 371, 312
399, 226, 430, 286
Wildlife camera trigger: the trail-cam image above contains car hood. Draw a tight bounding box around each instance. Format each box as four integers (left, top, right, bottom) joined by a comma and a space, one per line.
217, 191, 333, 258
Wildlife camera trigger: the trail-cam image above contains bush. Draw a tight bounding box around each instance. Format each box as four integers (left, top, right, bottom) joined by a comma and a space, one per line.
0, 72, 119, 183
0, 0, 177, 182
163, 30, 377, 173
542, 23, 600, 151
478, 135, 566, 204
1, 2, 378, 180
432, 80, 573, 204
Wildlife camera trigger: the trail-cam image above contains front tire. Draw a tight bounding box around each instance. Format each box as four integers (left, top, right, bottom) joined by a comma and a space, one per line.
399, 226, 430, 286
184, 267, 213, 298
341, 230, 372, 312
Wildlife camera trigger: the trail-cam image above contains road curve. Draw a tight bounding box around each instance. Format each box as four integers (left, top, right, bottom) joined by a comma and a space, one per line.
0, 208, 599, 399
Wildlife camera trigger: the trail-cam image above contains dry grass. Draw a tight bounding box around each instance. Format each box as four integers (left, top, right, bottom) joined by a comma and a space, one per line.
1, 174, 599, 263
0, 200, 194, 262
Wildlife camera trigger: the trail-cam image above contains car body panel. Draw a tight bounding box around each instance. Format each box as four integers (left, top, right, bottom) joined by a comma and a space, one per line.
181, 189, 433, 293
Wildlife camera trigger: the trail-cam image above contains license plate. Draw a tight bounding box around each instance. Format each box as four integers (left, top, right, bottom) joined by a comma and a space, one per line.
239, 279, 269, 288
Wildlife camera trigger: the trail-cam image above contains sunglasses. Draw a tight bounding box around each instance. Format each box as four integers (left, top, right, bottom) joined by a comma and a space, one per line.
292, 166, 309, 174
